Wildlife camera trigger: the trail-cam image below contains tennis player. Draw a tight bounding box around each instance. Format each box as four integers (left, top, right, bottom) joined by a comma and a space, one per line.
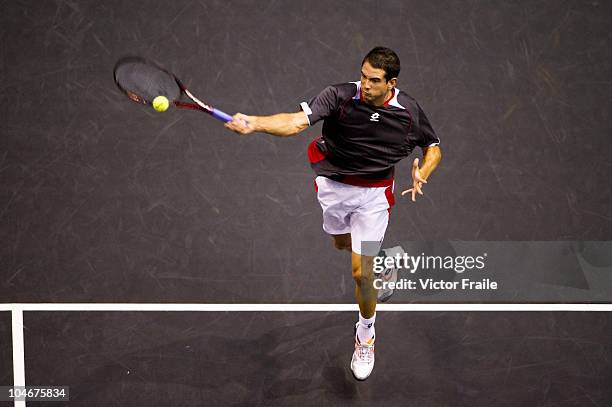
225, 47, 441, 380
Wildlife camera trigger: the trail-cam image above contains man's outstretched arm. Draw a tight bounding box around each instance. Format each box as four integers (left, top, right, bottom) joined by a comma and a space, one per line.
224, 111, 309, 137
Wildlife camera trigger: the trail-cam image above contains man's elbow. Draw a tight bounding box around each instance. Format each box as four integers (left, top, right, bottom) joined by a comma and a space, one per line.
285, 118, 309, 137
290, 111, 310, 136
425, 145, 442, 163
292, 123, 309, 136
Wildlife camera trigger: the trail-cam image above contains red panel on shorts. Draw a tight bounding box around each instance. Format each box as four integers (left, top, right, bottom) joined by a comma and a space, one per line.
385, 185, 395, 207
307, 136, 326, 164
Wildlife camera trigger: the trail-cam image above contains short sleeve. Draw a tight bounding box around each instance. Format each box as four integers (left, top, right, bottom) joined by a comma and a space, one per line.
416, 103, 440, 148
299, 85, 339, 126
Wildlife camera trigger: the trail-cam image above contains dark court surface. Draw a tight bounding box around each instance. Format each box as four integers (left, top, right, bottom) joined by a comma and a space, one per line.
1, 1, 611, 405
0, 313, 12, 407
1, 0, 611, 303
20, 311, 612, 407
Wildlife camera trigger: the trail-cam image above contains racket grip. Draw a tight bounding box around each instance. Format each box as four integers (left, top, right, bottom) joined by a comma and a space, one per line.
212, 109, 233, 123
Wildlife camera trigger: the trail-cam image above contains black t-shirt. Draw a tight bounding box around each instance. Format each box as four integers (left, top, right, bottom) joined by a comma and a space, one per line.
302, 81, 440, 186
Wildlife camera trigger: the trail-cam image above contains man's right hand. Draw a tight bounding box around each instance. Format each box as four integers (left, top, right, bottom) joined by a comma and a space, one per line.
224, 113, 255, 135
224, 111, 308, 137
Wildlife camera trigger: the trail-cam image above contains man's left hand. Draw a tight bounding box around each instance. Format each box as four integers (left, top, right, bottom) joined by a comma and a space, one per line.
401, 158, 427, 202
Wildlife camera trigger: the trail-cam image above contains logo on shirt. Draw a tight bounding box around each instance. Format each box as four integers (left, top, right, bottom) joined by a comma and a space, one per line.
370, 112, 380, 122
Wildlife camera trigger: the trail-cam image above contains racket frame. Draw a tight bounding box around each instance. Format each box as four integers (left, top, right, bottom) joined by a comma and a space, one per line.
114, 57, 233, 122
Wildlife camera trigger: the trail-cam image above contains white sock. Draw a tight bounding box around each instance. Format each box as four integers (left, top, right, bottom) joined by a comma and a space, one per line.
356, 312, 376, 344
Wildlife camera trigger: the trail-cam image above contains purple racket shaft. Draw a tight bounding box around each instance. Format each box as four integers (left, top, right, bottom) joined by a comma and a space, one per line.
179, 87, 233, 122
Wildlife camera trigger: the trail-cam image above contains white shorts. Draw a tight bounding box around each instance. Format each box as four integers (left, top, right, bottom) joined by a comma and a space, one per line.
314, 176, 395, 255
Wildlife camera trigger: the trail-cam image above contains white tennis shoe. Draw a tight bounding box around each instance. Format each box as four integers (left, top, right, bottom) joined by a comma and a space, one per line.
376, 246, 405, 302
350, 323, 375, 380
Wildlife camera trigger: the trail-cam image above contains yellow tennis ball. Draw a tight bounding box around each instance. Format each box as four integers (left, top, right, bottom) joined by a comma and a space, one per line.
152, 95, 169, 112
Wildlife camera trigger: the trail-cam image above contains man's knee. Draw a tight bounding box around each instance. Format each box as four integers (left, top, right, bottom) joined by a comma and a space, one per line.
352, 253, 374, 283
333, 234, 351, 251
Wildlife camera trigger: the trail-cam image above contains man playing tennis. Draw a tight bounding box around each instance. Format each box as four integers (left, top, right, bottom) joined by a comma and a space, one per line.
225, 47, 441, 380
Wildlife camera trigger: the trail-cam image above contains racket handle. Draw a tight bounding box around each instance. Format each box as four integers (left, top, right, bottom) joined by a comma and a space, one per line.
212, 109, 233, 123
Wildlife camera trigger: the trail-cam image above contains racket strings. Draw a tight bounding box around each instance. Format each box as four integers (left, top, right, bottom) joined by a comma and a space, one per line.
114, 59, 180, 103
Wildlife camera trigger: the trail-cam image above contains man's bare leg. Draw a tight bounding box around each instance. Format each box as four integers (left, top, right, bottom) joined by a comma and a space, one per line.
351, 252, 376, 318
330, 234, 377, 316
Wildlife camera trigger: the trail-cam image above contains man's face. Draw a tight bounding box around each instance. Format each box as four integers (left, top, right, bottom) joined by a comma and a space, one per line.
360, 60, 396, 106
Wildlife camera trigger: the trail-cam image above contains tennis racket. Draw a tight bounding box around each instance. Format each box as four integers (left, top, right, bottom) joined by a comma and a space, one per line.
113, 56, 233, 122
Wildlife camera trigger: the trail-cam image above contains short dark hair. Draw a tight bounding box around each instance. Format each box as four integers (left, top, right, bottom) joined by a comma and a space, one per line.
361, 47, 400, 82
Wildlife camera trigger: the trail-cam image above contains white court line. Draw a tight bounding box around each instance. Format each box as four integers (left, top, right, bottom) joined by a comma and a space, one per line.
11, 307, 26, 407
3, 302, 610, 407
1, 303, 612, 312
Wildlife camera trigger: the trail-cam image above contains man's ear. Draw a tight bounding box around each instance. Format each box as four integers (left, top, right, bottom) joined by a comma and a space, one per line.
388, 78, 397, 89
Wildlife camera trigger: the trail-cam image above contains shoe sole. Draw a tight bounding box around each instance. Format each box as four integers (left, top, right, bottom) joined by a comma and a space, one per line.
377, 268, 397, 302
377, 289, 394, 303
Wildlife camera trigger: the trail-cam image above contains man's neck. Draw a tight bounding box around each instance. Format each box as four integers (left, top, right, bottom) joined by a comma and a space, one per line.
370, 88, 394, 107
